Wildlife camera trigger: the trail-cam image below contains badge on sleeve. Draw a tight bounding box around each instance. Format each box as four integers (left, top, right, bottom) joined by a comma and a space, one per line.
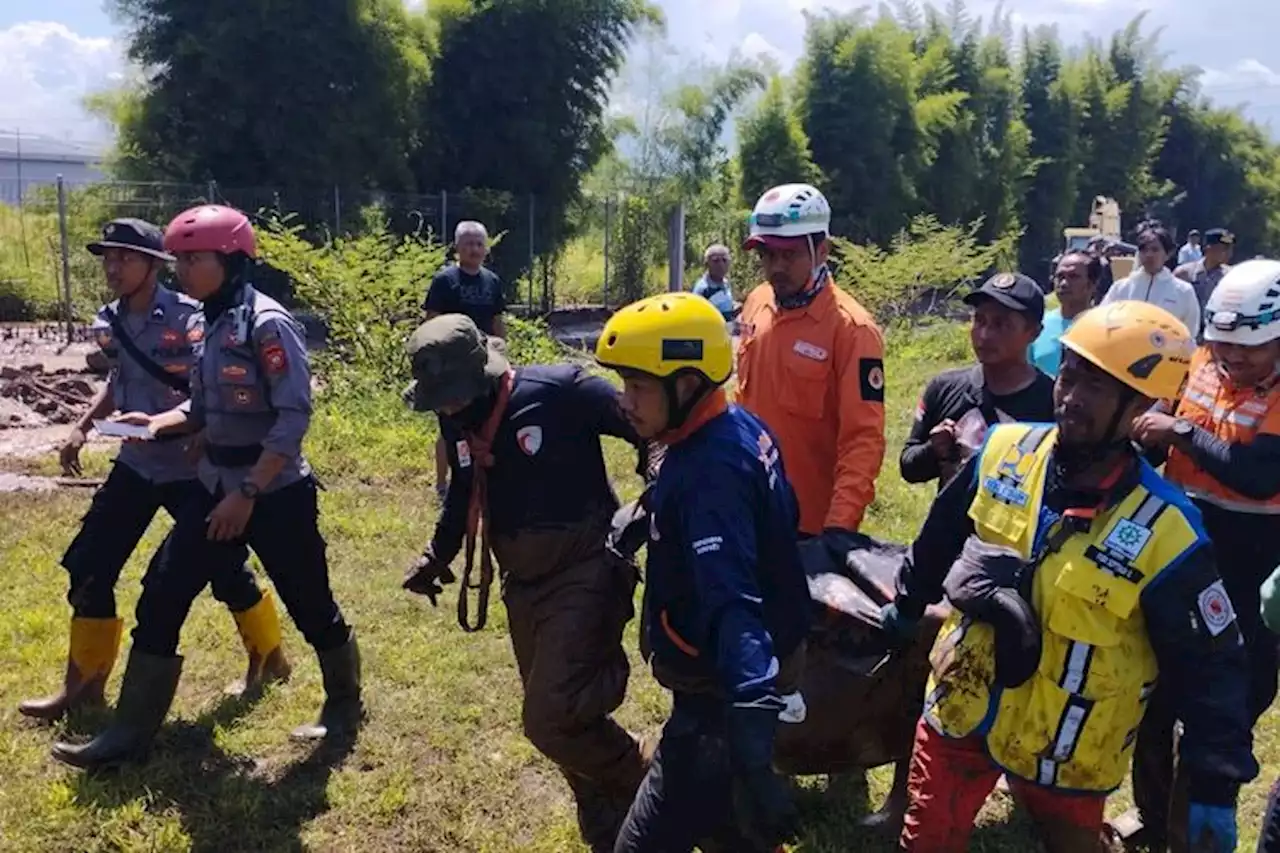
516, 425, 543, 456
859, 358, 886, 403
1197, 580, 1236, 637
261, 341, 288, 375
456, 440, 473, 469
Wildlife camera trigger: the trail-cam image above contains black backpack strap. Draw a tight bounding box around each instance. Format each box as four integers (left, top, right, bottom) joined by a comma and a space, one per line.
102, 305, 191, 395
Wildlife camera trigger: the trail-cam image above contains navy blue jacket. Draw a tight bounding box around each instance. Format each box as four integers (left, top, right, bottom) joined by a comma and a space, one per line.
645, 404, 811, 702
432, 364, 638, 561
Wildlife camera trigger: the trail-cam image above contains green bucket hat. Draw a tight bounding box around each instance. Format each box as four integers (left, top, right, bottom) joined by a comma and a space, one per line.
405, 314, 509, 413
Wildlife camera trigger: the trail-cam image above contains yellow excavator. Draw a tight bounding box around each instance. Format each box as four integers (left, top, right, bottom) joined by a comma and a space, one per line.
1062, 196, 1136, 281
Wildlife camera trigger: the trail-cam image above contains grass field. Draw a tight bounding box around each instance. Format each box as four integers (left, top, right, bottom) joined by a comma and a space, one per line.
0, 322, 1274, 852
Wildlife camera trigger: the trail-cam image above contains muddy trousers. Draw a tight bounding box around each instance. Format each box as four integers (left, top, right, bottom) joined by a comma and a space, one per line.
130, 477, 350, 655
504, 551, 645, 850
900, 719, 1107, 853
61, 462, 261, 618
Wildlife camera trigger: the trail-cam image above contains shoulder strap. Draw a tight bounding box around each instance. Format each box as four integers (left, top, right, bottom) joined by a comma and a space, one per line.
102, 305, 190, 395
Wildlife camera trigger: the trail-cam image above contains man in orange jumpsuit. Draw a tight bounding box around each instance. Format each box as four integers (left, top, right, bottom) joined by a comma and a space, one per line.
736, 183, 886, 570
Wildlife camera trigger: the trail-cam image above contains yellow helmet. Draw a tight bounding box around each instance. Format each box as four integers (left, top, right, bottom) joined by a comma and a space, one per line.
596, 293, 733, 386
1059, 300, 1194, 400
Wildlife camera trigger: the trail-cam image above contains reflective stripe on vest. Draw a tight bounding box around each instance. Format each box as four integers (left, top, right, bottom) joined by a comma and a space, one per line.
928, 423, 1205, 792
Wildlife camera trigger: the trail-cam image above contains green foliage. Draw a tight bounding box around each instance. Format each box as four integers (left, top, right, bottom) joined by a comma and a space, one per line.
256, 211, 446, 397
737, 76, 823, 206
108, 0, 429, 191
502, 316, 565, 366
831, 215, 1014, 319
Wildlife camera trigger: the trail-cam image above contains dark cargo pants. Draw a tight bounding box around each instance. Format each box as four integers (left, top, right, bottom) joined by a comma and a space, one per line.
498, 524, 644, 850
62, 461, 261, 618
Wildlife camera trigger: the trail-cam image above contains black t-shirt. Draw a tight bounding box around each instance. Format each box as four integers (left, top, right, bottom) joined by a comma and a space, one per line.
899, 364, 1056, 489
422, 265, 506, 335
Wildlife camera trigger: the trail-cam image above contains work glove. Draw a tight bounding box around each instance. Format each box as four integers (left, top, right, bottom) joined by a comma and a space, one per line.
1187, 802, 1236, 852
727, 697, 801, 850
607, 483, 654, 563
798, 528, 861, 577
879, 601, 921, 645
402, 547, 456, 606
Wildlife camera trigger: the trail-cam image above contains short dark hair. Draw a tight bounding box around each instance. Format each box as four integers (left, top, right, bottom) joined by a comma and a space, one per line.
1060, 250, 1102, 283
1137, 226, 1175, 255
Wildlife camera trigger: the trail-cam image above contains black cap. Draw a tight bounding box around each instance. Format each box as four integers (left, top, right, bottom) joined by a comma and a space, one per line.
86, 218, 174, 261
1204, 228, 1235, 247
963, 272, 1045, 324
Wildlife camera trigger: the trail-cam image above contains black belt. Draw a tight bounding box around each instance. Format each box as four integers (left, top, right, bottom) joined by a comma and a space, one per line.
204, 443, 264, 467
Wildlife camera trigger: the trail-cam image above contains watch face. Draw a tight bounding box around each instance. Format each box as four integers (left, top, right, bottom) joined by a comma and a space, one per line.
1174, 419, 1193, 435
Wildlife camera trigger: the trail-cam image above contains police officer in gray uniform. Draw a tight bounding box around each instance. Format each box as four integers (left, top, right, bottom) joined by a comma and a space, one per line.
21, 219, 287, 726
52, 207, 360, 770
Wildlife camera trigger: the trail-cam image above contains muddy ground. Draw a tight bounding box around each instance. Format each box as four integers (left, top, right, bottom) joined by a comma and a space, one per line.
0, 325, 110, 491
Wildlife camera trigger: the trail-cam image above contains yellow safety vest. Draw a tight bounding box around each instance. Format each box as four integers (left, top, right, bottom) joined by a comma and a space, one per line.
924, 423, 1205, 792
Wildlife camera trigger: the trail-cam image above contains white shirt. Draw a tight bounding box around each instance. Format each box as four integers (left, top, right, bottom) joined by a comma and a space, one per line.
1178, 243, 1203, 265
1102, 268, 1202, 336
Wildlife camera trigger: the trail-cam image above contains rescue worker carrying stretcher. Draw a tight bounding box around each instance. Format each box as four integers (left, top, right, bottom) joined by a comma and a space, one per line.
401, 314, 650, 852
20, 217, 286, 722
52, 205, 362, 769
881, 300, 1258, 853
735, 183, 886, 572
1119, 258, 1280, 851
596, 293, 811, 853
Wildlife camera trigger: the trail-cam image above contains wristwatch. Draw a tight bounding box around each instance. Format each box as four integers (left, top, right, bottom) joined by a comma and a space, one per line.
1172, 418, 1195, 439
237, 480, 261, 499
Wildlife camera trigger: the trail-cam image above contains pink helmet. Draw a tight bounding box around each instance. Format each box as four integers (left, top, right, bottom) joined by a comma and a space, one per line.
164, 205, 257, 258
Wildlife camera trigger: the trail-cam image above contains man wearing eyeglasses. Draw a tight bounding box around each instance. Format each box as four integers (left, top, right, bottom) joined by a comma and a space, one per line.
1029, 252, 1101, 378
1119, 258, 1280, 852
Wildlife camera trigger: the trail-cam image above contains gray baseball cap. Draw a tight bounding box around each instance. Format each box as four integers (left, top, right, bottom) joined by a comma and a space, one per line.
406, 314, 509, 413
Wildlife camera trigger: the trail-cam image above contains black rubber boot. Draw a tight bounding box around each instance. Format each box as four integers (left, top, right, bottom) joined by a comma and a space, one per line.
51, 650, 182, 769
290, 632, 363, 741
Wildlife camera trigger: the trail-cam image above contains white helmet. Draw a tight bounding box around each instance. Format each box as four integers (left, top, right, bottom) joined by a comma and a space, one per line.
744, 183, 831, 248
1204, 259, 1280, 346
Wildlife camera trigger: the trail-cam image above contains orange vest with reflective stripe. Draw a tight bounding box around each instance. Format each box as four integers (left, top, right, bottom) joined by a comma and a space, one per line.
1166, 347, 1280, 514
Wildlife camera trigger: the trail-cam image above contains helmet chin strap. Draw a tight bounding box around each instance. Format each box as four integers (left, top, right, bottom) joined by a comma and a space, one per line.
1055, 389, 1137, 479
661, 372, 711, 433
775, 234, 830, 311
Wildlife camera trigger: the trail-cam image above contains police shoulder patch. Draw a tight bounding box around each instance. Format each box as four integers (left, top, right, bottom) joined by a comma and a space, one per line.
859, 358, 886, 403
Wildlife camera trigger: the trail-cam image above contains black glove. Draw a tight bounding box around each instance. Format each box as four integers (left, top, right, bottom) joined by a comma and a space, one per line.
798, 527, 861, 577
402, 547, 456, 606
727, 698, 800, 849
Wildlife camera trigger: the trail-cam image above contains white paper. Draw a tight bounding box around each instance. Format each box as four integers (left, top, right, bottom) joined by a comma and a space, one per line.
93, 419, 153, 440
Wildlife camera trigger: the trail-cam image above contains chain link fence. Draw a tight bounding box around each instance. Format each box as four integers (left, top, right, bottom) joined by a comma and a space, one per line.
0, 175, 752, 335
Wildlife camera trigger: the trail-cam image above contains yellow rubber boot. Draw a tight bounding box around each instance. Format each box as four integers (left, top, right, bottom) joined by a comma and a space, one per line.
225, 591, 292, 697
19, 616, 124, 720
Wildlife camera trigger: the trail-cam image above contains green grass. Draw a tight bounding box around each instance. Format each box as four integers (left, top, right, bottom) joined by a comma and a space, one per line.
0, 323, 1274, 852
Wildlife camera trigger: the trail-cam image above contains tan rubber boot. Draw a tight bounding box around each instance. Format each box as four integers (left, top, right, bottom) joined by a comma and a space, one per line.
224, 590, 293, 697
19, 617, 124, 721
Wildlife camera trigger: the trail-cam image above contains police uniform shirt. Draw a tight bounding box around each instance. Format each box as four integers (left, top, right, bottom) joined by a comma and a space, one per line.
91, 286, 201, 484
188, 286, 312, 495
422, 265, 506, 336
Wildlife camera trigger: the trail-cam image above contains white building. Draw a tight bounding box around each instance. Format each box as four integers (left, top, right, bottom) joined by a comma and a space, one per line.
0, 132, 107, 205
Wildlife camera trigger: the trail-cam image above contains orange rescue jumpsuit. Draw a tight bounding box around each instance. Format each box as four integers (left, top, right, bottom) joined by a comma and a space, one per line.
735, 280, 886, 535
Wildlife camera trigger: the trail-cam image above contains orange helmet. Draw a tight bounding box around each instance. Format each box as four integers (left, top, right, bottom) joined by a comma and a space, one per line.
1059, 300, 1194, 400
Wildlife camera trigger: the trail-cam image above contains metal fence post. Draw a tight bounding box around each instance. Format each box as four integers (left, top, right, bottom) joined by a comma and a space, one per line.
56, 175, 72, 343
528, 194, 537, 311
440, 190, 448, 243
667, 202, 686, 293
206, 180, 217, 203
602, 195, 613, 308
333, 185, 341, 235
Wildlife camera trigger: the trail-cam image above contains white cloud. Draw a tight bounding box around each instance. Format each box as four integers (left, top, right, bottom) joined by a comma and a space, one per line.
0, 21, 123, 143
1201, 59, 1280, 92
740, 32, 789, 66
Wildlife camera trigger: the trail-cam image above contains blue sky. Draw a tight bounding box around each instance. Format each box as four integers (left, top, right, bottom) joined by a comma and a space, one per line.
4, 0, 1280, 145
